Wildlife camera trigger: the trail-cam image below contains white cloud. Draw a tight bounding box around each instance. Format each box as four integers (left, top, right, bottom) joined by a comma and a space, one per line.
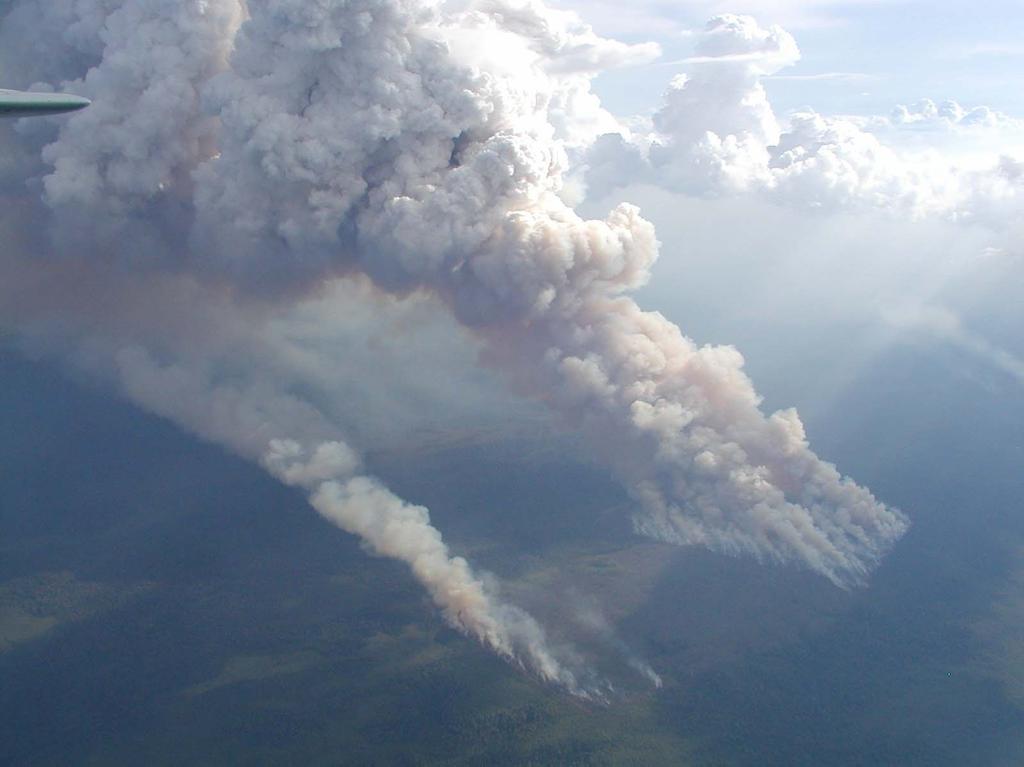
551, 0, 905, 32
886, 99, 1024, 133
585, 14, 1024, 236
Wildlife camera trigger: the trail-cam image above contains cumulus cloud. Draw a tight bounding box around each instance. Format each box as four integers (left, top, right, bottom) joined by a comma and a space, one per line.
2, 0, 908, 692
586, 14, 1024, 230
887, 99, 1024, 133
645, 14, 797, 194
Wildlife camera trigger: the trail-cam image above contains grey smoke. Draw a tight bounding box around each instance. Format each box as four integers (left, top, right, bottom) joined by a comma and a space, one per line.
1, 0, 908, 690
116, 344, 598, 696
184, 0, 906, 586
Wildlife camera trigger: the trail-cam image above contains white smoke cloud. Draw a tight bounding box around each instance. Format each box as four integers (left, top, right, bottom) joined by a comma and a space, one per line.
569, 596, 662, 689
2, 0, 907, 692
0, 0, 115, 87
112, 344, 596, 695
1, 0, 605, 695
39, 0, 242, 258
0, 237, 597, 690
187, 0, 905, 586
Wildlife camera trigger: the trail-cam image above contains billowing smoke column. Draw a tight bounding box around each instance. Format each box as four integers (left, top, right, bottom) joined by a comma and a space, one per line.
3, 0, 607, 696
113, 345, 593, 695
2, 0, 907, 687
184, 0, 906, 586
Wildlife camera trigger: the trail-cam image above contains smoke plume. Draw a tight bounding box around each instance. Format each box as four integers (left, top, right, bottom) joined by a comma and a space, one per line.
183, 0, 904, 585
1, 0, 907, 689
119, 342, 598, 696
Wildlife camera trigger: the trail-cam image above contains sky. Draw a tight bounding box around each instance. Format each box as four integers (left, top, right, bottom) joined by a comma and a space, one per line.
564, 1, 1024, 427
557, 0, 1024, 142
0, 0, 1022, 701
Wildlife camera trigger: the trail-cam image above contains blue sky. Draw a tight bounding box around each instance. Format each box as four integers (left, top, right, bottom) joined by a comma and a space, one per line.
554, 0, 1024, 120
